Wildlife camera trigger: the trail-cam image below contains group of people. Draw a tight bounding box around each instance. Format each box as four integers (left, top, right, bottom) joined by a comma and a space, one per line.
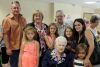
0, 1, 100, 67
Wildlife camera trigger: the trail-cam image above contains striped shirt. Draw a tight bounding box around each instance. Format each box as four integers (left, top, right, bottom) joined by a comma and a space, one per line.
74, 59, 84, 67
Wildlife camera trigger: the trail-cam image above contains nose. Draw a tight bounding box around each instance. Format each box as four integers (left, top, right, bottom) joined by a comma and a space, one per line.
15, 7, 19, 11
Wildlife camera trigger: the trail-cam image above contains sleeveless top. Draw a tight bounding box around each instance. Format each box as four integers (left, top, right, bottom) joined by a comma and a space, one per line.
78, 34, 89, 47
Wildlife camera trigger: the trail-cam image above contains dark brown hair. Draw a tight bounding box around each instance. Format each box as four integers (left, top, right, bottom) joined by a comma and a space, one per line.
90, 15, 100, 23
75, 43, 88, 59
64, 26, 74, 40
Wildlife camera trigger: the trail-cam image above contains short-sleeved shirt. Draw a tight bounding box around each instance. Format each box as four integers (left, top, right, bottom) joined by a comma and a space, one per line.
2, 14, 26, 50
56, 23, 69, 36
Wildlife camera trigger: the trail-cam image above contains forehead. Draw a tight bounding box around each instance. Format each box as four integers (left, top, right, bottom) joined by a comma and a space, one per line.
56, 11, 64, 16
79, 49, 85, 53
11, 3, 20, 8
50, 25, 56, 28
74, 21, 82, 25
66, 28, 72, 31
26, 30, 34, 33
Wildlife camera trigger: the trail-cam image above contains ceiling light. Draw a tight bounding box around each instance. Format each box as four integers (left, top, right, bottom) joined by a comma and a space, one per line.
85, 1, 96, 4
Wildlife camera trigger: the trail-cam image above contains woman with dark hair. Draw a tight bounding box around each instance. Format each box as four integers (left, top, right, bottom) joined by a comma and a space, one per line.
73, 18, 94, 67
64, 26, 76, 67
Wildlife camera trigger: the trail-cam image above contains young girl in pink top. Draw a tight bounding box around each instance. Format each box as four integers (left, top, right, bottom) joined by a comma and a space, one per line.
19, 26, 40, 67
44, 23, 59, 49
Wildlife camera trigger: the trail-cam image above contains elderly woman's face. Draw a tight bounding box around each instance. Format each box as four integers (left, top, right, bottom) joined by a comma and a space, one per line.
34, 14, 43, 23
56, 41, 66, 53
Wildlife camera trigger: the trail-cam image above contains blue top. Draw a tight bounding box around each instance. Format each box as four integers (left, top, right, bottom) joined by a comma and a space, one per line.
42, 50, 72, 67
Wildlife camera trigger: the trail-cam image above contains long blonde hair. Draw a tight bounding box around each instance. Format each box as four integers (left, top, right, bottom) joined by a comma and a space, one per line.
22, 26, 38, 42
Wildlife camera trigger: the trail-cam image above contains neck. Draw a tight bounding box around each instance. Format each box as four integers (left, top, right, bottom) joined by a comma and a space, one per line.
27, 39, 34, 42
58, 22, 63, 25
13, 14, 19, 19
36, 22, 42, 26
50, 34, 55, 37
56, 51, 62, 57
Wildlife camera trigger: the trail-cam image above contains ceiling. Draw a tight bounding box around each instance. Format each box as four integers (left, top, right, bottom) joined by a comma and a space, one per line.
1, 0, 100, 9
37, 0, 100, 9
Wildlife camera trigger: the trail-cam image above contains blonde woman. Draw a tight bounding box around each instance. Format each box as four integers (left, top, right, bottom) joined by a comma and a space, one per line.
27, 10, 48, 67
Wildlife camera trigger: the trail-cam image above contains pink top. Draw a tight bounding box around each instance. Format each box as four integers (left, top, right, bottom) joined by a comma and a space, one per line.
21, 42, 38, 67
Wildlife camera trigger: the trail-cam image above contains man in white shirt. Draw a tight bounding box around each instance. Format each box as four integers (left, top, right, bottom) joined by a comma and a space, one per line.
55, 10, 69, 36
90, 15, 100, 37
90, 15, 100, 67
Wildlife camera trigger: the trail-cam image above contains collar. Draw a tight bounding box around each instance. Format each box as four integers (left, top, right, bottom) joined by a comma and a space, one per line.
51, 49, 66, 64
57, 23, 65, 28
8, 13, 22, 19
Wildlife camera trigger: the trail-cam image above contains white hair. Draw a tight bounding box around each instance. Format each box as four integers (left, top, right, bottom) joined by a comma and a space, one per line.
55, 36, 67, 47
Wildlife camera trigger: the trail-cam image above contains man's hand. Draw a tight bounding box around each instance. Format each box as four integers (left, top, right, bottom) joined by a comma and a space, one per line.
6, 48, 12, 55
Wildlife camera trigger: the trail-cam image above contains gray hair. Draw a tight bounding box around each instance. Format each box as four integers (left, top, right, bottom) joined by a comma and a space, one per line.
55, 36, 67, 47
56, 10, 64, 15
11, 1, 20, 6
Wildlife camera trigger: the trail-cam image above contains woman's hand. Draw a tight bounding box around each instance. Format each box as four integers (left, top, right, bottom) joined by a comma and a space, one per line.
84, 58, 91, 67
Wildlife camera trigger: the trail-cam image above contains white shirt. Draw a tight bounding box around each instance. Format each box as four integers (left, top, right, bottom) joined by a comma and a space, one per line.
56, 23, 69, 36
90, 28, 98, 37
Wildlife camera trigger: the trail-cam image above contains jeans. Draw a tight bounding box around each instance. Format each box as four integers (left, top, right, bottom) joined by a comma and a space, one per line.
10, 50, 20, 67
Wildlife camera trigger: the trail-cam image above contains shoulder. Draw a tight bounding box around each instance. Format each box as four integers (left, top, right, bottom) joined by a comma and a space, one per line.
2, 16, 10, 24
34, 40, 40, 47
43, 23, 48, 28
85, 29, 93, 38
34, 40, 39, 45
27, 22, 35, 27
20, 15, 26, 20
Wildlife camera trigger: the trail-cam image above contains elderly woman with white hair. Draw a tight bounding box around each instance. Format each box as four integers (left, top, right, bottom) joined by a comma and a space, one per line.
42, 36, 72, 67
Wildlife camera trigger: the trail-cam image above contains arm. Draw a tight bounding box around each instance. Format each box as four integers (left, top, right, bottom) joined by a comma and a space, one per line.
84, 30, 94, 66
44, 36, 53, 49
18, 42, 25, 67
23, 18, 27, 28
2, 18, 12, 55
35, 41, 40, 67
84, 63, 92, 67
